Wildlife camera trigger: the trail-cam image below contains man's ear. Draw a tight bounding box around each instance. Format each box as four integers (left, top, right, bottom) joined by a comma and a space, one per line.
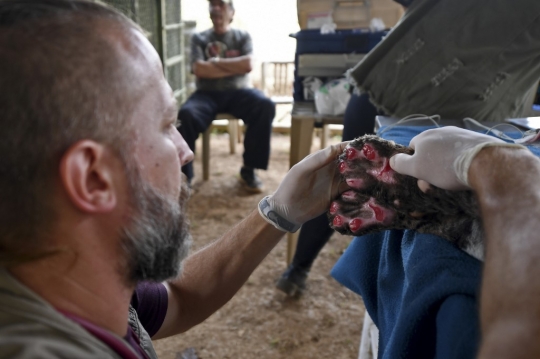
59, 140, 119, 213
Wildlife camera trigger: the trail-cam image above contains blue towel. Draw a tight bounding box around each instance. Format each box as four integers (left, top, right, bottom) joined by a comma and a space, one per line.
377, 125, 540, 156
330, 125, 538, 359
332, 231, 482, 359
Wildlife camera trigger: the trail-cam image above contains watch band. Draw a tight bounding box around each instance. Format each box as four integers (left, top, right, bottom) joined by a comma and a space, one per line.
258, 196, 300, 233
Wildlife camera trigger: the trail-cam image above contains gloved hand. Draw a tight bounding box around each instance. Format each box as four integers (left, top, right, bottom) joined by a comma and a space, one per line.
389, 126, 525, 190
258, 142, 350, 232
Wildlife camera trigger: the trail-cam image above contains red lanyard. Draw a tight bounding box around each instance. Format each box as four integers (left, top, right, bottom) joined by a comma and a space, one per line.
59, 310, 150, 359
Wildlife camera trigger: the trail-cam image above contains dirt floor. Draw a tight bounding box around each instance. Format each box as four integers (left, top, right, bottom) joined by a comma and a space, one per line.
152, 132, 366, 359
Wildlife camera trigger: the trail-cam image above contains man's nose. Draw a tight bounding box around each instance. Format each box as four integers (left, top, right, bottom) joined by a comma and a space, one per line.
176, 131, 194, 166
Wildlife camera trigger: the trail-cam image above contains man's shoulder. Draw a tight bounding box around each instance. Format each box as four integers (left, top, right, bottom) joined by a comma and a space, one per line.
194, 28, 250, 38
198, 28, 215, 36
192, 28, 214, 42
0, 274, 120, 359
228, 28, 251, 39
0, 314, 118, 359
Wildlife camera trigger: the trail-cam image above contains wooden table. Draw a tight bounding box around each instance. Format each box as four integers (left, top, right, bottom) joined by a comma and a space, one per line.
289, 101, 345, 167
286, 102, 344, 264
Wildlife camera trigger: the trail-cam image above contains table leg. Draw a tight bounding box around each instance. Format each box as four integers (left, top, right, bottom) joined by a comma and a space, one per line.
286, 231, 299, 265
286, 116, 315, 264
289, 116, 315, 169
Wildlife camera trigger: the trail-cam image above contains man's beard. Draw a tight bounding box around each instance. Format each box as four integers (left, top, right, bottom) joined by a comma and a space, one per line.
120, 160, 192, 284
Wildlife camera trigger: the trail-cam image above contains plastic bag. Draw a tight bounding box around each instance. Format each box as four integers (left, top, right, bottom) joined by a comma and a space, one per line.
314, 78, 351, 115
369, 17, 386, 32
302, 77, 323, 101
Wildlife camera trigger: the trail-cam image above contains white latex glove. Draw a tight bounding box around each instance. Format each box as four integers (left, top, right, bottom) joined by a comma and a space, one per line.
389, 126, 525, 190
258, 142, 350, 232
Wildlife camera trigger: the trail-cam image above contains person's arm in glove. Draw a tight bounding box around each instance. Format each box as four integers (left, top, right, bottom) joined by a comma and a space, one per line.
157, 142, 349, 336
389, 126, 524, 191
258, 142, 350, 232
389, 126, 540, 358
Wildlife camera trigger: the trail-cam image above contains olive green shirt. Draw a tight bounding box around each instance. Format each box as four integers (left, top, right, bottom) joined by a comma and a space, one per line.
348, 0, 540, 122
0, 269, 158, 359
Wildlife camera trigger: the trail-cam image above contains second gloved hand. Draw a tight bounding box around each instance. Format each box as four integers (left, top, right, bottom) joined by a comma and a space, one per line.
258, 142, 350, 232
389, 126, 524, 190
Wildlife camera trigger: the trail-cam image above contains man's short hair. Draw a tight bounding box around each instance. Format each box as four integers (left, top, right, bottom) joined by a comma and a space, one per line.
0, 0, 143, 265
208, 0, 234, 10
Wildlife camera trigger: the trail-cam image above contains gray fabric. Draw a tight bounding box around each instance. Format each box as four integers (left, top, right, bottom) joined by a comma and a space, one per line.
191, 28, 252, 91
128, 306, 158, 359
348, 0, 540, 122
0, 269, 157, 359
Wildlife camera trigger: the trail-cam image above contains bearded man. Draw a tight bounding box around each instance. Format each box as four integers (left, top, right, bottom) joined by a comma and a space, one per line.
0, 1, 347, 357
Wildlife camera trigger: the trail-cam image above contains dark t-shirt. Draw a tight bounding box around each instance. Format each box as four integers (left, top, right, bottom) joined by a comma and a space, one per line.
131, 281, 168, 337
191, 28, 253, 91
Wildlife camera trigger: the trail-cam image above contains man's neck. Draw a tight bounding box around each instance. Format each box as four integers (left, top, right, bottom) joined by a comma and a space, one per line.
9, 245, 134, 337
213, 25, 230, 35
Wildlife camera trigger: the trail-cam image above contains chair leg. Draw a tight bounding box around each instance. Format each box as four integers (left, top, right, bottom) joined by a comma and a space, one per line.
237, 120, 243, 144
228, 119, 238, 154
321, 124, 330, 149
202, 126, 211, 181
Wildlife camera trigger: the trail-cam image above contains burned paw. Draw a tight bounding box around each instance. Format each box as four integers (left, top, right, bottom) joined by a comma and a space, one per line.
329, 135, 483, 255
328, 192, 397, 236
338, 136, 413, 189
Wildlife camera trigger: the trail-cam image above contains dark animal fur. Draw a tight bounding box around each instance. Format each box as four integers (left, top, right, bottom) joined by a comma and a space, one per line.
328, 135, 483, 258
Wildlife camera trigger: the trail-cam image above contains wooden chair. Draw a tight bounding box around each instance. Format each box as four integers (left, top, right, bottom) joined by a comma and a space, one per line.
261, 61, 294, 104
201, 113, 242, 181
261, 61, 294, 123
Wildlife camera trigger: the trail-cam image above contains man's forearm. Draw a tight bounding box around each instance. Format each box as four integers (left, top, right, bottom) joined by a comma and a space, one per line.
469, 147, 540, 359
159, 210, 284, 336
212, 55, 252, 75
192, 60, 234, 79
193, 56, 252, 79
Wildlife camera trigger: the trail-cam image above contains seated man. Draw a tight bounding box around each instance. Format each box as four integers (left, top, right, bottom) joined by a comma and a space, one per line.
178, 0, 275, 193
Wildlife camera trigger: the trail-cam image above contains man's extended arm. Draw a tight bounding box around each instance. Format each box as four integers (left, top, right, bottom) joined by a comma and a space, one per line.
154, 210, 282, 338
153, 142, 349, 338
469, 147, 540, 359
192, 55, 252, 79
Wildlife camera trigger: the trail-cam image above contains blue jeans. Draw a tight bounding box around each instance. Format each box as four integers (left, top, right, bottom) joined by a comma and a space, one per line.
291, 93, 383, 270
178, 88, 276, 180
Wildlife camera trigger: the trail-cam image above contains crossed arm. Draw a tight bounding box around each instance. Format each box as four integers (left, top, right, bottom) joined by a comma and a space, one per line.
192, 55, 252, 79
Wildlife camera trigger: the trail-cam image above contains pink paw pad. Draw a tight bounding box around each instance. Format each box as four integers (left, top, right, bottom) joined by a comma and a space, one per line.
338, 161, 349, 174
362, 144, 377, 161
341, 190, 357, 201
333, 215, 345, 227
346, 178, 365, 189
346, 147, 361, 160
366, 198, 394, 224
349, 218, 363, 232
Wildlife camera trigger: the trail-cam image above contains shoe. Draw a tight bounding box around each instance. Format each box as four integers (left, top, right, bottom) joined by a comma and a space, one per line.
276, 264, 309, 297
239, 166, 264, 193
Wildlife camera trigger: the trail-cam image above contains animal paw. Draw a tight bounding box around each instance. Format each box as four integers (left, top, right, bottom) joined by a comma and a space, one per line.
328, 135, 481, 247
337, 136, 413, 190
328, 191, 398, 236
